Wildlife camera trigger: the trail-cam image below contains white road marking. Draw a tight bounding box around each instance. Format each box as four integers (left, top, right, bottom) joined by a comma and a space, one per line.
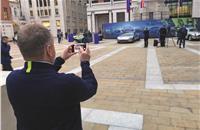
146, 46, 200, 90
66, 46, 128, 74
185, 47, 200, 55
81, 108, 143, 130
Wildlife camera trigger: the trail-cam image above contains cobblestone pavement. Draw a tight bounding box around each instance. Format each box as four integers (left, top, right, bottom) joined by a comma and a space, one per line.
1, 39, 200, 130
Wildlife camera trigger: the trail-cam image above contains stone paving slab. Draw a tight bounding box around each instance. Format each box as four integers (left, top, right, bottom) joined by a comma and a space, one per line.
83, 122, 109, 130
156, 46, 200, 84
82, 108, 143, 130
187, 45, 200, 51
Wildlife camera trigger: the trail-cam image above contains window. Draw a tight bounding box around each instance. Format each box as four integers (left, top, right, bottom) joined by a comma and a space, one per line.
42, 21, 50, 28
56, 20, 60, 27
149, 12, 153, 20
29, 0, 32, 7
49, 9, 51, 16
14, 8, 17, 17
45, 9, 48, 15
30, 10, 33, 16
47, 0, 50, 6
36, 0, 39, 7
3, 8, 9, 20
55, 8, 59, 15
44, 0, 47, 6
54, 0, 58, 6
40, 10, 44, 16
37, 10, 40, 16
39, 0, 43, 7
167, 0, 192, 18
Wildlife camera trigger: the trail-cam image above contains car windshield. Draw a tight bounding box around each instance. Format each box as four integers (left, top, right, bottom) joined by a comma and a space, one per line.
189, 29, 197, 32
121, 33, 134, 36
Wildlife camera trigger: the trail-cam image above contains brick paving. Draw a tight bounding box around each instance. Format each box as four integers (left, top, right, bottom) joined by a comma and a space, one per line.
1, 39, 200, 130
156, 47, 200, 84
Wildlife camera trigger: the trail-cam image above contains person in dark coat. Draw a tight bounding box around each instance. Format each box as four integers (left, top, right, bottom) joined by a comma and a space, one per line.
83, 30, 88, 43
1, 36, 13, 71
177, 28, 182, 45
65, 32, 68, 39
159, 26, 167, 47
179, 26, 187, 48
6, 24, 98, 130
143, 27, 149, 48
57, 30, 62, 44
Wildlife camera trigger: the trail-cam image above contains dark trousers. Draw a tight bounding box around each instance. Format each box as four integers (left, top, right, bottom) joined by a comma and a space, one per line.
177, 38, 181, 45
160, 36, 166, 47
179, 38, 186, 48
58, 38, 61, 44
2, 64, 13, 71
144, 38, 148, 47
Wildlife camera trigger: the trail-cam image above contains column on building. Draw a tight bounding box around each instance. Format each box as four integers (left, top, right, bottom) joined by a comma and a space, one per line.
91, 12, 95, 33
58, 0, 65, 33
125, 11, 129, 22
112, 11, 117, 23
32, 0, 38, 19
109, 10, 112, 23
130, 10, 134, 21
87, 12, 92, 32
50, 0, 57, 37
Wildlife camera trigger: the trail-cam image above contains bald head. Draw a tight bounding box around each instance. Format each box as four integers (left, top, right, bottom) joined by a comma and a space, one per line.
17, 24, 53, 60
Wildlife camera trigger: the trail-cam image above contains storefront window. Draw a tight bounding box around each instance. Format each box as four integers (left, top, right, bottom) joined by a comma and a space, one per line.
42, 21, 50, 28
56, 20, 60, 27
166, 0, 192, 18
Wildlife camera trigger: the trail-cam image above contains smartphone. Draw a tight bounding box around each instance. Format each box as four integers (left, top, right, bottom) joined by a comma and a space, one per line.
72, 43, 86, 53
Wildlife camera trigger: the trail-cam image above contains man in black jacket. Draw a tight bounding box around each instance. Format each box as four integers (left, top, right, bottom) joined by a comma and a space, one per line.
6, 24, 98, 130
143, 27, 149, 48
159, 26, 167, 47
179, 26, 187, 48
1, 36, 13, 71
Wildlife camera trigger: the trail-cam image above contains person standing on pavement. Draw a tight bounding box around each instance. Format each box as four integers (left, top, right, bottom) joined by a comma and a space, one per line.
177, 27, 182, 45
143, 27, 149, 48
6, 24, 98, 130
1, 36, 13, 71
57, 30, 62, 44
179, 26, 187, 48
159, 26, 167, 47
65, 32, 68, 40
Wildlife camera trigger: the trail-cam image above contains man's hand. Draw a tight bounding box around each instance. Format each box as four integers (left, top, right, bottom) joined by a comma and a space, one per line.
79, 44, 90, 62
61, 45, 76, 61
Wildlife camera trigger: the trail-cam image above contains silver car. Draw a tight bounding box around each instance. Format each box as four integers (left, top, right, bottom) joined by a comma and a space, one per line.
117, 32, 140, 43
186, 28, 200, 41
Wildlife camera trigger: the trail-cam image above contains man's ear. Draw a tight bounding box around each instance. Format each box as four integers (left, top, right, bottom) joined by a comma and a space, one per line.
46, 45, 54, 57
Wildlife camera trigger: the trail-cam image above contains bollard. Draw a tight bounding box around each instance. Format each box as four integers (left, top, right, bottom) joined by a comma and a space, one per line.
93, 33, 99, 44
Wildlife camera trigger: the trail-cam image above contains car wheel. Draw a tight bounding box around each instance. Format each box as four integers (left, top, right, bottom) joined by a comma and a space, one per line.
188, 36, 192, 41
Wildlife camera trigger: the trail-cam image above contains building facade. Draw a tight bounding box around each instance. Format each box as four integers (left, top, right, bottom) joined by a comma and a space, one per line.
1, 0, 14, 38
164, 0, 193, 18
19, 0, 87, 37
87, 0, 169, 33
9, 0, 27, 32
192, 0, 200, 18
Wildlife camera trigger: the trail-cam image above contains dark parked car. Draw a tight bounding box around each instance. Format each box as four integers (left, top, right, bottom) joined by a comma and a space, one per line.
117, 32, 140, 43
